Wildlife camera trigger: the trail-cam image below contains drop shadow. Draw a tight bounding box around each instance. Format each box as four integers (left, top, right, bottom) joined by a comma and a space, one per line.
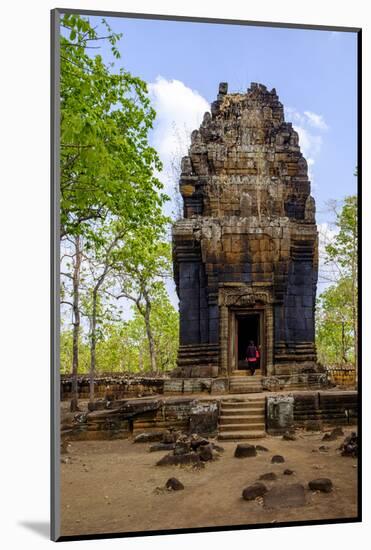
18, 521, 50, 539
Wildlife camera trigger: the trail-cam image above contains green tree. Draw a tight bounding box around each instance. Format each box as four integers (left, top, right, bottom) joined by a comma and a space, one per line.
82, 221, 126, 403
116, 235, 173, 374
59, 14, 171, 407
324, 195, 358, 374
60, 14, 167, 240
316, 277, 354, 366
150, 289, 179, 372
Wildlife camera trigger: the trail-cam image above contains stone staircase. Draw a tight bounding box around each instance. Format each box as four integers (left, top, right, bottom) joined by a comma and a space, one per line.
218, 397, 266, 440
229, 371, 263, 393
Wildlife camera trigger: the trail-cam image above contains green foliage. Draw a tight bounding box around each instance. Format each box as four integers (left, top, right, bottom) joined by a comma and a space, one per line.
59, 15, 178, 384
60, 329, 90, 374
60, 291, 179, 374
316, 277, 354, 365
117, 234, 172, 305
316, 194, 358, 367
60, 14, 168, 240
325, 195, 358, 277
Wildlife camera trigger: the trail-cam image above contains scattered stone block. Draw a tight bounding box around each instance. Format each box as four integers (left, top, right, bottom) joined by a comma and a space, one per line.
190, 436, 209, 450
149, 443, 175, 453
165, 478, 184, 491
308, 478, 333, 493
271, 455, 285, 464
264, 484, 306, 508
162, 430, 178, 444
174, 440, 191, 455
234, 444, 257, 458
340, 432, 358, 457
242, 482, 268, 500
156, 452, 202, 467
282, 432, 297, 441
283, 469, 295, 475
134, 432, 164, 443
256, 445, 269, 452
198, 444, 214, 462
259, 472, 277, 481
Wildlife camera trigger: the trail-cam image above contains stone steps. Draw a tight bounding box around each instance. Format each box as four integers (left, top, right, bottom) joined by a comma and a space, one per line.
218, 431, 266, 441
218, 398, 266, 440
221, 401, 265, 409
221, 408, 264, 416
219, 415, 264, 425
219, 422, 265, 432
229, 376, 263, 394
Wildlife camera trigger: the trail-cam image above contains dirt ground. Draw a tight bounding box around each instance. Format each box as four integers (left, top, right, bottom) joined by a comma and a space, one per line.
60, 426, 358, 537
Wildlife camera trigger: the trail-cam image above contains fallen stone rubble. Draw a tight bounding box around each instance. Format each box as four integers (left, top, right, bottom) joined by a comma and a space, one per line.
340, 432, 358, 457
153, 432, 224, 467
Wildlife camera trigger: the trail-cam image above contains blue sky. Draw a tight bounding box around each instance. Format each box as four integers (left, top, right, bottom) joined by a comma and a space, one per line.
73, 15, 358, 304
88, 15, 358, 225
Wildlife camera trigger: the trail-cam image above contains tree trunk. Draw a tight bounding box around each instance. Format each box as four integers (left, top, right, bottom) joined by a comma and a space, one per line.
138, 346, 143, 372
341, 321, 347, 364
71, 235, 82, 412
144, 299, 157, 374
89, 290, 98, 405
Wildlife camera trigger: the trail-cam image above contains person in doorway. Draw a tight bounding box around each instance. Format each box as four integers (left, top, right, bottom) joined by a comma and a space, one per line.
245, 340, 259, 375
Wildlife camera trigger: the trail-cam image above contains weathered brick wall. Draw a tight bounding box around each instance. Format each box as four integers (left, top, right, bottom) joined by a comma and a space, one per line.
61, 397, 220, 441
327, 366, 356, 387
172, 82, 318, 379
60, 375, 165, 401
266, 391, 358, 434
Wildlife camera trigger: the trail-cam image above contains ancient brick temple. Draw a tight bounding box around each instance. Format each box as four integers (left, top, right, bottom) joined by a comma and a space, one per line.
172, 82, 319, 384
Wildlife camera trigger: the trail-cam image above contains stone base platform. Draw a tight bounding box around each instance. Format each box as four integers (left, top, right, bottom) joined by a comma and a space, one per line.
61, 390, 357, 443
163, 373, 331, 395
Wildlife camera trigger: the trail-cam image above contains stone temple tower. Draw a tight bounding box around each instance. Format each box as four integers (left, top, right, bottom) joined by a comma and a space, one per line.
172, 82, 320, 387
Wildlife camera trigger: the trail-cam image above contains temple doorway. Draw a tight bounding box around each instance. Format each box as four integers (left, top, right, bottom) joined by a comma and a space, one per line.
236, 314, 261, 372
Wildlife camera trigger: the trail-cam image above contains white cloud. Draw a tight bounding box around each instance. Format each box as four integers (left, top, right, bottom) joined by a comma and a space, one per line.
148, 76, 210, 187
147, 77, 210, 306
294, 125, 323, 159
285, 106, 329, 196
304, 111, 328, 130
317, 222, 340, 293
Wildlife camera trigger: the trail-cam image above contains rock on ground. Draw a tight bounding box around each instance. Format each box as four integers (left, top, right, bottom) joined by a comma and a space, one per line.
165, 478, 184, 491
134, 432, 164, 443
156, 452, 202, 467
198, 444, 214, 462
242, 482, 267, 500
308, 478, 333, 493
234, 444, 257, 458
149, 443, 175, 453
259, 472, 277, 481
271, 455, 285, 464
340, 432, 358, 457
264, 484, 306, 508
282, 432, 297, 441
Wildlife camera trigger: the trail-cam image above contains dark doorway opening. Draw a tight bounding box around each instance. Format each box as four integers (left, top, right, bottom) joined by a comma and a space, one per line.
237, 314, 260, 371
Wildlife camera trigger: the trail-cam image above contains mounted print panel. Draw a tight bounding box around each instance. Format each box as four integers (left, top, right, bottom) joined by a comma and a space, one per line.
51, 8, 361, 542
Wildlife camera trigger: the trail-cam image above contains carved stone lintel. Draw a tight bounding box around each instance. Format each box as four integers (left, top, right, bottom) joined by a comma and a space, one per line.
218, 287, 271, 307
